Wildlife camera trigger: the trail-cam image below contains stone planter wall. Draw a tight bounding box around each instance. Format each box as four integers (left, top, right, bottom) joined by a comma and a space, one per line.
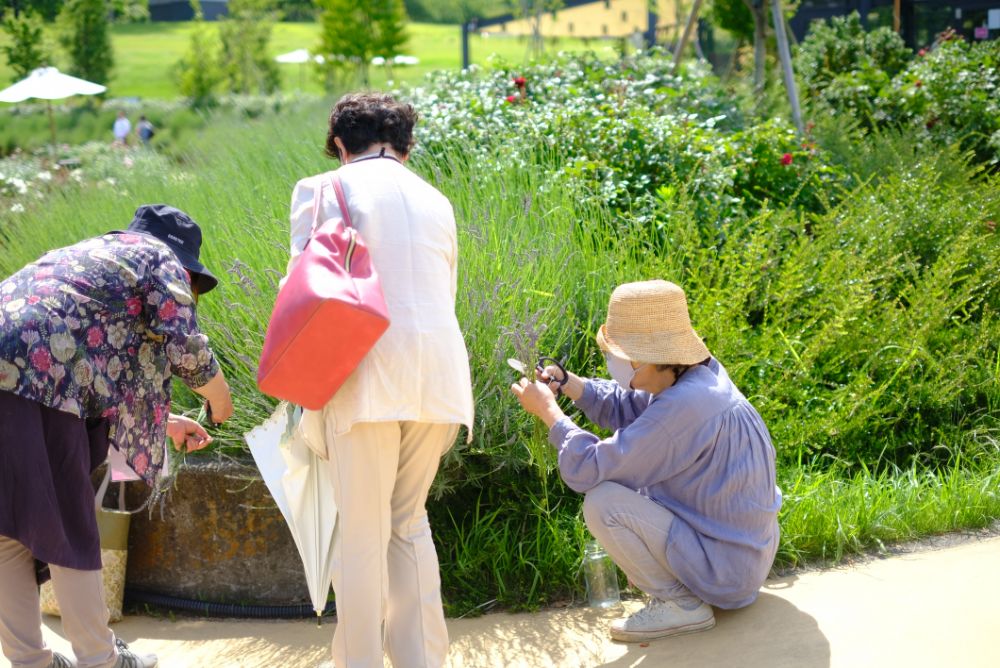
117, 458, 311, 605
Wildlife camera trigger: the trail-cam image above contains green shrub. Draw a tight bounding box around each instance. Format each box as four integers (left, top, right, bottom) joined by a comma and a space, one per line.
878, 35, 1000, 165
795, 12, 911, 126
415, 51, 846, 232
797, 18, 1000, 165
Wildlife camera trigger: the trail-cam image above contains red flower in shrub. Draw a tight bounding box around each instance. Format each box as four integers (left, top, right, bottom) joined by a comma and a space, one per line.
513, 76, 526, 88
781, 153, 794, 166
505, 95, 517, 104
914, 79, 922, 88
918, 48, 928, 57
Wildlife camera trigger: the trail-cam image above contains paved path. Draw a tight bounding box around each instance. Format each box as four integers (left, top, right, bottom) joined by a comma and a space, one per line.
5, 534, 998, 668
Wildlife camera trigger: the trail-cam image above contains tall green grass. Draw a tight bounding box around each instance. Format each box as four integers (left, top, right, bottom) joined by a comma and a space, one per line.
2, 99, 999, 613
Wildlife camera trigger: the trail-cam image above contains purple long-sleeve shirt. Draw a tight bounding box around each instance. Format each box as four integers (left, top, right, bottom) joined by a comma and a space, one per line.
549, 358, 781, 609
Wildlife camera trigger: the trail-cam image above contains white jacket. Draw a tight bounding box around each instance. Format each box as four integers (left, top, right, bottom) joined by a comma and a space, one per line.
287, 154, 475, 441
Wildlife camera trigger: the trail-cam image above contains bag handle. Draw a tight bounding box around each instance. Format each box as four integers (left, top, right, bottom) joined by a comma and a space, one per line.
94, 464, 131, 513
95, 467, 111, 511
330, 173, 354, 229
307, 172, 354, 240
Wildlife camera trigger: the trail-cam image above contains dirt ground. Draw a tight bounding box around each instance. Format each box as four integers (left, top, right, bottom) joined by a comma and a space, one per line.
4, 530, 999, 668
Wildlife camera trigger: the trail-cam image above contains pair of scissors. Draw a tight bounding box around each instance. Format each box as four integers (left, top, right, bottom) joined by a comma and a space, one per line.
507, 356, 569, 397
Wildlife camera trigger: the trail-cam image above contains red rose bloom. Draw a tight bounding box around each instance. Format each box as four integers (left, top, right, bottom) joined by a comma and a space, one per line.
505, 95, 517, 104
781, 153, 794, 166
513, 76, 527, 88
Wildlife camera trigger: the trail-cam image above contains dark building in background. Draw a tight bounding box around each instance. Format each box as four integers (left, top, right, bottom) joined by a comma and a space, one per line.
791, 1, 1000, 48
148, 0, 229, 21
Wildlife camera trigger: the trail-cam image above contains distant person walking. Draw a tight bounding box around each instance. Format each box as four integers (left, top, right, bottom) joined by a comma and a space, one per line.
136, 115, 156, 147
112, 111, 131, 147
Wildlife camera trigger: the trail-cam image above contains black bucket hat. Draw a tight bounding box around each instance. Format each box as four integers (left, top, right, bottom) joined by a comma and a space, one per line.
125, 204, 218, 294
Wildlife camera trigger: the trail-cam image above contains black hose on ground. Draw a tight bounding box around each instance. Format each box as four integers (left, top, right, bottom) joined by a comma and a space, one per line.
124, 588, 336, 620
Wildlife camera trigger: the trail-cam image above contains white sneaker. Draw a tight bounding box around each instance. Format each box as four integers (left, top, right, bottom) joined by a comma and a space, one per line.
112, 638, 157, 668
609, 597, 716, 642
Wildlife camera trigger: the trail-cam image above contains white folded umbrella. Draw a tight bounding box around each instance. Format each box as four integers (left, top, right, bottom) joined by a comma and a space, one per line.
246, 402, 338, 623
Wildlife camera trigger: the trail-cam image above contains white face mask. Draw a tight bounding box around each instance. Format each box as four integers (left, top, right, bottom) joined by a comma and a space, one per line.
606, 352, 642, 390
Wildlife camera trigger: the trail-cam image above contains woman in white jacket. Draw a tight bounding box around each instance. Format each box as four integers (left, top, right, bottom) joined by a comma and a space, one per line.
287, 93, 475, 668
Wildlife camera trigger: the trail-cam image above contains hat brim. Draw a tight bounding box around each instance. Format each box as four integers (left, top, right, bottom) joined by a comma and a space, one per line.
174, 252, 219, 294
109, 230, 218, 294
597, 323, 710, 365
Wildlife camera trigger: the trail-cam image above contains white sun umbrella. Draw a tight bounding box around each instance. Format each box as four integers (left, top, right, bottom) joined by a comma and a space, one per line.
245, 402, 338, 624
275, 48, 311, 64
275, 49, 313, 90
0, 67, 106, 147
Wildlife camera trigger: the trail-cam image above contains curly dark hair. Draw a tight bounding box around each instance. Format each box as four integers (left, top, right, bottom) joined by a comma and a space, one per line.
325, 93, 418, 161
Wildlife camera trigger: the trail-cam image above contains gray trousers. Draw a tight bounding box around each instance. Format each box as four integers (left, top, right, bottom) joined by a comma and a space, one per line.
0, 536, 117, 668
583, 481, 703, 608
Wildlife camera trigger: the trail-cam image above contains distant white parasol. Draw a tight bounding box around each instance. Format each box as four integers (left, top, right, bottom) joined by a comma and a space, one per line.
0, 67, 107, 147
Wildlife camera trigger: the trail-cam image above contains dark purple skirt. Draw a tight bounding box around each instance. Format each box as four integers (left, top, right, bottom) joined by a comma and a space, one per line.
0, 390, 108, 578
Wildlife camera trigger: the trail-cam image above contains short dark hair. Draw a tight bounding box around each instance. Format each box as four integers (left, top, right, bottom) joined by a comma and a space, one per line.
325, 93, 418, 161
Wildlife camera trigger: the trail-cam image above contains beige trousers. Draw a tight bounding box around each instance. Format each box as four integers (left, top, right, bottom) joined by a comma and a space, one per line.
325, 421, 458, 668
0, 536, 116, 668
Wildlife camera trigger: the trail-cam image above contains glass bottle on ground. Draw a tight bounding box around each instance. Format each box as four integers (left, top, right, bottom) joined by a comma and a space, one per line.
582, 540, 621, 609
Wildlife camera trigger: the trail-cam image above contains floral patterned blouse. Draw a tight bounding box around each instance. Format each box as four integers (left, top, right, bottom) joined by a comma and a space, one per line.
0, 232, 219, 485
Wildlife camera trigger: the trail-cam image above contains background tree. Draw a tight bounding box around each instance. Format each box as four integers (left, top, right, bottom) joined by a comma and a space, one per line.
372, 0, 408, 79
217, 0, 282, 94
108, 0, 150, 23
315, 0, 408, 88
707, 0, 798, 96
511, 0, 562, 59
9, 0, 65, 22
57, 0, 113, 85
274, 0, 315, 21
1, 8, 49, 82
403, 0, 493, 23
172, 0, 222, 108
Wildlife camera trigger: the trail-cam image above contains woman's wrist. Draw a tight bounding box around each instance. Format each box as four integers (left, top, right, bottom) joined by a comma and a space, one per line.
540, 402, 566, 429
562, 374, 586, 402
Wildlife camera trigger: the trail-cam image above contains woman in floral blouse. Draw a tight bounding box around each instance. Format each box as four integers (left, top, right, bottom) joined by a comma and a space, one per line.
0, 204, 233, 668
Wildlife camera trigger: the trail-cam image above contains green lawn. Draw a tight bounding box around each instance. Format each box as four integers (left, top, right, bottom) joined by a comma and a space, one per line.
0, 21, 615, 100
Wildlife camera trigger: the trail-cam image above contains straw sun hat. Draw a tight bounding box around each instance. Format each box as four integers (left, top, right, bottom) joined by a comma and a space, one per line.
596, 280, 710, 365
